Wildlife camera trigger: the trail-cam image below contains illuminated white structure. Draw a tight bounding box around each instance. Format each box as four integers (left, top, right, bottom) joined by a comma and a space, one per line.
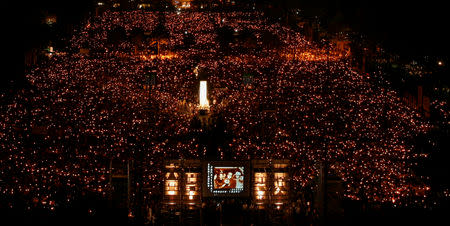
165, 171, 179, 196
254, 172, 267, 204
199, 80, 210, 110
163, 160, 202, 207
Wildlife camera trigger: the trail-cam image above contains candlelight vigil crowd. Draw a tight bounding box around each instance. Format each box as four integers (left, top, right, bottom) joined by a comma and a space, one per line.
1, 10, 438, 213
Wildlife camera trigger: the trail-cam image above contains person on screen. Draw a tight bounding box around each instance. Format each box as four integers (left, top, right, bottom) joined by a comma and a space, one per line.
214, 170, 225, 189
229, 172, 237, 188
214, 174, 218, 188
220, 172, 235, 189
235, 171, 244, 189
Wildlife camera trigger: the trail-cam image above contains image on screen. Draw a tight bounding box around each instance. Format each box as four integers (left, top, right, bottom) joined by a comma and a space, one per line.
213, 167, 244, 190
205, 163, 247, 195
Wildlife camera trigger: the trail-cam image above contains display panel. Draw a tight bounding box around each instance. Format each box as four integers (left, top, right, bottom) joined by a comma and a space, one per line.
203, 161, 250, 197
213, 167, 244, 190
254, 172, 267, 202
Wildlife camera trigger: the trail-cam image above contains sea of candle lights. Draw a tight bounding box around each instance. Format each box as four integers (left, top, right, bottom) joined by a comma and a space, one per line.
0, 10, 437, 212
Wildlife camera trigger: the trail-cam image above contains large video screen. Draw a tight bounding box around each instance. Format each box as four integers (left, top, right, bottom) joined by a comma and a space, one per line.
213, 167, 244, 190
203, 161, 250, 197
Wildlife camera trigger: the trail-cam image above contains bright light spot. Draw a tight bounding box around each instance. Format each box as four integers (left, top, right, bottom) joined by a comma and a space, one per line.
194, 65, 199, 77
199, 81, 209, 110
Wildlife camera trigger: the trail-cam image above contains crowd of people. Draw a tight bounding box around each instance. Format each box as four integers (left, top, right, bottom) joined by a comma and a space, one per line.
0, 10, 433, 213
